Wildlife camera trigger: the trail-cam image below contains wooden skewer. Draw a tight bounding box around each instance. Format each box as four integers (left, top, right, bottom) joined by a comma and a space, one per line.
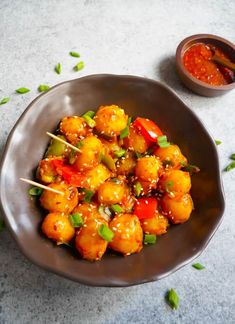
20, 178, 64, 195
46, 132, 82, 153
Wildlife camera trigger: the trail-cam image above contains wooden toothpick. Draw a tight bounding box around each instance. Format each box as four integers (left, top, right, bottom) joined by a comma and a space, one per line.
20, 178, 64, 195
46, 132, 82, 153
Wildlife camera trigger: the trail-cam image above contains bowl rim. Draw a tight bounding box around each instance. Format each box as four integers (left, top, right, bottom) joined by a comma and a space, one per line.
176, 33, 235, 91
0, 74, 225, 287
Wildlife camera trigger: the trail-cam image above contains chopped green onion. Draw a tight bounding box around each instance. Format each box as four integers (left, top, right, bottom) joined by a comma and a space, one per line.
215, 140, 222, 145
157, 135, 170, 148
192, 263, 205, 270
83, 110, 95, 119
224, 162, 235, 172
101, 154, 116, 171
98, 205, 112, 219
135, 152, 143, 159
74, 61, 85, 72
55, 63, 61, 74
83, 189, 95, 203
69, 213, 84, 227
114, 149, 126, 158
144, 234, 157, 245
98, 224, 114, 242
134, 181, 142, 197
69, 140, 83, 164
0, 97, 10, 105
166, 288, 179, 310
120, 126, 129, 139
0, 219, 5, 232
110, 178, 122, 184
165, 180, 174, 194
38, 84, 50, 92
82, 113, 96, 128
111, 204, 123, 213
28, 187, 43, 196
230, 153, 235, 160
76, 140, 84, 149
127, 116, 132, 125
69, 51, 80, 58
16, 87, 30, 94
181, 163, 200, 174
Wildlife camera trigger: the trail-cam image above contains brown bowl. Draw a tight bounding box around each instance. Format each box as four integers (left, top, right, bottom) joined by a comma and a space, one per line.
0, 74, 225, 287
176, 34, 235, 97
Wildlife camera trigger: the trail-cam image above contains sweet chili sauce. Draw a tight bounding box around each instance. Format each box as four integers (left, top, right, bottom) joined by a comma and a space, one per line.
183, 43, 234, 86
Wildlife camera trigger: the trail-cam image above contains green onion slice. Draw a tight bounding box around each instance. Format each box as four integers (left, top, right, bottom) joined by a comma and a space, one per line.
28, 187, 43, 196
120, 126, 129, 139
230, 153, 235, 160
98, 224, 114, 242
16, 87, 30, 94
111, 204, 123, 213
215, 140, 222, 145
166, 288, 179, 310
127, 116, 132, 125
69, 213, 84, 227
224, 162, 235, 172
55, 63, 61, 74
0, 97, 10, 105
38, 84, 50, 92
69, 51, 80, 58
157, 135, 170, 148
83, 110, 95, 119
82, 113, 96, 128
114, 149, 126, 158
134, 181, 142, 197
74, 61, 85, 72
192, 263, 205, 270
83, 189, 95, 203
144, 234, 157, 245
110, 178, 122, 184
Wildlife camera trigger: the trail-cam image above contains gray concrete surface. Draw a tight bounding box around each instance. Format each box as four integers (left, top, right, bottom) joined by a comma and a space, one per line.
0, 0, 235, 323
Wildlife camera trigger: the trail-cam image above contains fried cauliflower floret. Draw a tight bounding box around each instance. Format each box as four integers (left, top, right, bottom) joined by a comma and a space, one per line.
123, 125, 149, 153
94, 105, 128, 137
140, 212, 169, 235
40, 183, 78, 213
82, 164, 111, 191
109, 214, 143, 255
75, 217, 108, 261
41, 213, 75, 244
98, 180, 126, 205
161, 193, 193, 224
59, 116, 88, 144
135, 156, 161, 183
154, 144, 187, 169
158, 170, 191, 195
73, 136, 103, 172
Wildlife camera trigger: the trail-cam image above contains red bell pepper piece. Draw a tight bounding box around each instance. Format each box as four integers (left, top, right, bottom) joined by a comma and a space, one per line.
51, 160, 85, 187
133, 117, 163, 142
134, 197, 158, 219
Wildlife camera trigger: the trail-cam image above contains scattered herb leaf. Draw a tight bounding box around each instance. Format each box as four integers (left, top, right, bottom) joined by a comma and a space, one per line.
74, 61, 85, 72
215, 140, 222, 145
230, 153, 235, 160
16, 87, 30, 94
38, 84, 50, 92
28, 187, 43, 196
0, 97, 10, 105
55, 63, 61, 74
192, 263, 205, 270
69, 51, 80, 58
224, 162, 235, 172
166, 289, 179, 310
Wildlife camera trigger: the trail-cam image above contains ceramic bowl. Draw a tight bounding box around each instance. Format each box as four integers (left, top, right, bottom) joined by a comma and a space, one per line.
0, 74, 225, 286
176, 34, 235, 97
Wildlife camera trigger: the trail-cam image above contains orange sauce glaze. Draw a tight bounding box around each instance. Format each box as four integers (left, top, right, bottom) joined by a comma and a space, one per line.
183, 43, 233, 86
